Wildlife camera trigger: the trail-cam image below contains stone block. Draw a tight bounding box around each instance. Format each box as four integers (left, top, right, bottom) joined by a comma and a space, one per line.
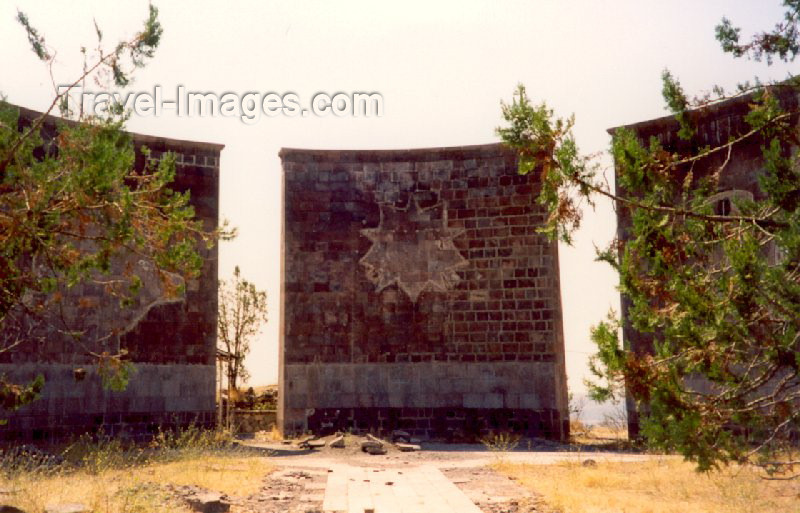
463, 393, 483, 408
520, 394, 541, 410
484, 393, 504, 409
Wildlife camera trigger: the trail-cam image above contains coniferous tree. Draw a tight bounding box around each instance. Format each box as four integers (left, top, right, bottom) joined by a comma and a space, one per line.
1, 5, 230, 410
499, 2, 800, 475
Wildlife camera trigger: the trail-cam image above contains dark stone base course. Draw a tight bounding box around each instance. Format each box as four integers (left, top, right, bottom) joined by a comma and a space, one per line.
307, 407, 568, 441
0, 410, 215, 443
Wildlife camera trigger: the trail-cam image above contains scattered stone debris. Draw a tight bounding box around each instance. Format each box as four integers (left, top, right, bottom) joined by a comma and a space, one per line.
396, 443, 421, 452
166, 485, 230, 513
329, 434, 345, 448
391, 430, 411, 443
44, 504, 90, 513
360, 440, 387, 455
255, 432, 425, 457
293, 435, 328, 450
281, 470, 313, 480
306, 439, 326, 449
294, 435, 315, 449
442, 467, 554, 513
185, 492, 230, 513
211, 468, 327, 513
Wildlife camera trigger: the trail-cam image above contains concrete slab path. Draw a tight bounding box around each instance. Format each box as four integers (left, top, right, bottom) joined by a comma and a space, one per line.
322, 464, 484, 513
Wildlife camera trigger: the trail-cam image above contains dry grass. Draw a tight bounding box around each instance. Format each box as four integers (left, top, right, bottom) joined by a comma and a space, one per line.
0, 428, 273, 513
481, 431, 521, 453
142, 454, 273, 495
254, 424, 284, 442
569, 422, 628, 447
496, 458, 800, 513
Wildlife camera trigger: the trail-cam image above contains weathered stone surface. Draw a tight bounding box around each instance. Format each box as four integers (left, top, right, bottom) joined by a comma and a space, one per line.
279, 144, 569, 441
391, 429, 410, 443
360, 440, 386, 455
1, 105, 220, 442
365, 445, 387, 455
396, 443, 421, 452
295, 435, 314, 448
366, 433, 385, 444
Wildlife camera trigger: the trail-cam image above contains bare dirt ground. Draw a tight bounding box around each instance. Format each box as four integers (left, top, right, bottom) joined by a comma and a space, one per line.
231, 433, 652, 513
169, 466, 330, 513
441, 466, 553, 513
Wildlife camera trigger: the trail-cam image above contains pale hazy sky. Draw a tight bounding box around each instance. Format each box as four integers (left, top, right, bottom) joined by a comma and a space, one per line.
1, 1, 795, 395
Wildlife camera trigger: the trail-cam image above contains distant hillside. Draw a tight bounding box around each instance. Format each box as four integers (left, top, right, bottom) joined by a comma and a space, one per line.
248, 384, 278, 395
572, 394, 626, 425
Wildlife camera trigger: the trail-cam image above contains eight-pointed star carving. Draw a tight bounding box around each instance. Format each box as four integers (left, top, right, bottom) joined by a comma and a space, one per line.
359, 198, 468, 302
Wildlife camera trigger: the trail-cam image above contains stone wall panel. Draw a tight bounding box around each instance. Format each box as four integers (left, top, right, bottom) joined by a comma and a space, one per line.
1, 106, 220, 441
280, 144, 569, 440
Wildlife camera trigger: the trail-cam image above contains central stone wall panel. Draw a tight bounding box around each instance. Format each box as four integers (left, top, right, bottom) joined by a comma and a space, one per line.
280, 144, 568, 441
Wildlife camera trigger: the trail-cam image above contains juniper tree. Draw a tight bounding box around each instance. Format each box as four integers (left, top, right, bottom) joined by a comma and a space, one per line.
1, 5, 228, 410
499, 2, 800, 475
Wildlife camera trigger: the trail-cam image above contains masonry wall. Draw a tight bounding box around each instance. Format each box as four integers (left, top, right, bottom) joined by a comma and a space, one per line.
610, 88, 799, 437
0, 105, 221, 442
280, 144, 569, 441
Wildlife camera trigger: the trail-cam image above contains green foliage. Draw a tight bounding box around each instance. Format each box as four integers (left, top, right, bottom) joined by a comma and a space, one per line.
148, 423, 235, 456
585, 314, 625, 404
97, 354, 137, 392
661, 70, 694, 140
480, 431, 521, 455
110, 4, 163, 87
496, 84, 596, 244
716, 1, 800, 64
62, 432, 131, 475
15, 11, 50, 61
5, 424, 238, 477
218, 266, 268, 390
0, 374, 44, 410
607, 109, 800, 471
0, 6, 227, 410
498, 5, 800, 475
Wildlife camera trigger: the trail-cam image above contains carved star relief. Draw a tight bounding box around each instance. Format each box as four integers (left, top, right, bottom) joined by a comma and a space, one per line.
360, 199, 469, 302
